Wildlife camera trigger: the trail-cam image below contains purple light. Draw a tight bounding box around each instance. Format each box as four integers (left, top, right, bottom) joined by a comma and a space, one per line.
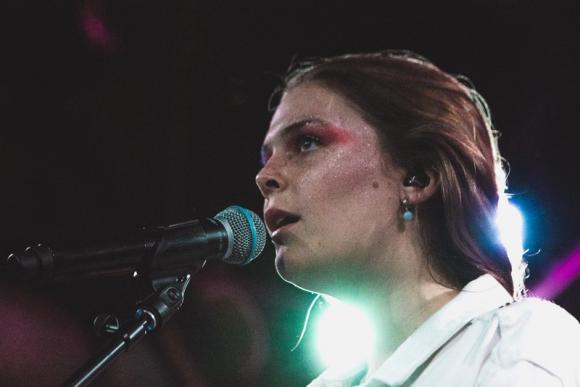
530, 245, 580, 299
80, 0, 119, 52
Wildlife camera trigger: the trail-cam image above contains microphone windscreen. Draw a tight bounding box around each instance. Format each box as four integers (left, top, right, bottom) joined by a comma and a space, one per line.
215, 206, 266, 265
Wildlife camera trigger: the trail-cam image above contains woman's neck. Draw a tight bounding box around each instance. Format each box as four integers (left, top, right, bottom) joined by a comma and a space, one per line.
363, 276, 458, 375
323, 231, 460, 378
355, 234, 459, 377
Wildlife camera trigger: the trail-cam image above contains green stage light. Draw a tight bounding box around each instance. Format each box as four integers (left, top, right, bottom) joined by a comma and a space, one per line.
313, 299, 376, 377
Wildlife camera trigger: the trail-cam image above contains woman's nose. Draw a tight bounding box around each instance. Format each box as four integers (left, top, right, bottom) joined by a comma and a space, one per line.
256, 166, 286, 198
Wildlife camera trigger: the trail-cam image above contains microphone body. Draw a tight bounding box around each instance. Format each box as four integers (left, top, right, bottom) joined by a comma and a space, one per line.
6, 206, 266, 281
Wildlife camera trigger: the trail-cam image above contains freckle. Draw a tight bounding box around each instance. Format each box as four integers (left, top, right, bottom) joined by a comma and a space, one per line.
372, 181, 379, 189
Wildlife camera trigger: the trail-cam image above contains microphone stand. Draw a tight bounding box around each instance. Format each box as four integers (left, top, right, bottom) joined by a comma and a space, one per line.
63, 273, 192, 387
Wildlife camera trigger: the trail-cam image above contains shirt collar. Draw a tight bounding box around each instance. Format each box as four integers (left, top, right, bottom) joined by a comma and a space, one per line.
369, 274, 513, 386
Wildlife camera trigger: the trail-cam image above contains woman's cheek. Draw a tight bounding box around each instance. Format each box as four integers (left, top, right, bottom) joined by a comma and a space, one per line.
306, 155, 377, 201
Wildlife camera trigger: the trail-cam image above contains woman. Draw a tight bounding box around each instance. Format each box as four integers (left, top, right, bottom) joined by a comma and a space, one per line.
255, 51, 580, 386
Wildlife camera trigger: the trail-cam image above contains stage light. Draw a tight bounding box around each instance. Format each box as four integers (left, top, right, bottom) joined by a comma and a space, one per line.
313, 298, 375, 378
496, 197, 525, 272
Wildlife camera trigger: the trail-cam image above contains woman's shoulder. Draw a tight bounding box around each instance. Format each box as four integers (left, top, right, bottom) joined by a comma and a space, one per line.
495, 297, 580, 338
485, 297, 580, 384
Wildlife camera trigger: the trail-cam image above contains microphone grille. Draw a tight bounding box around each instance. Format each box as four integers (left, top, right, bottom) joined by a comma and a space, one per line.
215, 206, 266, 265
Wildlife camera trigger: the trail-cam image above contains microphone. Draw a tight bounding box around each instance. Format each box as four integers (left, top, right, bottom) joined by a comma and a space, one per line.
6, 205, 266, 281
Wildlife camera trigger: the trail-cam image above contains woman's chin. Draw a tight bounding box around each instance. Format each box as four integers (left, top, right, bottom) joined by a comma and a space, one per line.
274, 250, 330, 293
275, 247, 372, 298
274, 246, 296, 283
275, 249, 312, 290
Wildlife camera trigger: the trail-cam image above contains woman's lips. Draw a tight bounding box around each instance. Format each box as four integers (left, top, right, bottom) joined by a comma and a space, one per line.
264, 207, 301, 235
271, 220, 299, 241
264, 207, 300, 244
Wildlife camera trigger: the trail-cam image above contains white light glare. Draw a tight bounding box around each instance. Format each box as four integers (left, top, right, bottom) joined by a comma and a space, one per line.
496, 198, 525, 268
314, 299, 375, 377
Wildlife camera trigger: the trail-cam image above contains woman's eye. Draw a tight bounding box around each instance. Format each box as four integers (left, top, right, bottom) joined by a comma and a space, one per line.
297, 135, 321, 152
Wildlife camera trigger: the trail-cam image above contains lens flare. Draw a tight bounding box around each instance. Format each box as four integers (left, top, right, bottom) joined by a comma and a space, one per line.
496, 197, 526, 290
496, 198, 524, 259
314, 299, 375, 377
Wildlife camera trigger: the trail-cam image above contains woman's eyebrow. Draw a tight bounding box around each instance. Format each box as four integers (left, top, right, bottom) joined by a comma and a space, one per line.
278, 118, 324, 138
260, 118, 327, 165
263, 118, 324, 147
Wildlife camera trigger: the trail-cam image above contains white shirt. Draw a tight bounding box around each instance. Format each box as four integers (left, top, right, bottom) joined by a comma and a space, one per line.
308, 274, 580, 387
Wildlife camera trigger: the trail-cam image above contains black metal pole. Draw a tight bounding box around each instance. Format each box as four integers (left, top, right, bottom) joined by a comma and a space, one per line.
63, 317, 151, 387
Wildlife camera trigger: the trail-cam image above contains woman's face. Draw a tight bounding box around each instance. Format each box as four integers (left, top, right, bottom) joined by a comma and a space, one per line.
256, 82, 405, 295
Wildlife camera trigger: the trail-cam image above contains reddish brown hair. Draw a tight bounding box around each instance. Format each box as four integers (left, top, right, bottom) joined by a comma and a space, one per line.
276, 51, 521, 296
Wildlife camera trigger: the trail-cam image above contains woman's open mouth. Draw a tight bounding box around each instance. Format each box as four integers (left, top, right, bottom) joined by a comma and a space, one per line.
265, 208, 301, 238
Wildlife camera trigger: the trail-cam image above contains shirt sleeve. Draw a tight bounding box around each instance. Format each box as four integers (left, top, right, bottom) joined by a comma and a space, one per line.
476, 360, 564, 387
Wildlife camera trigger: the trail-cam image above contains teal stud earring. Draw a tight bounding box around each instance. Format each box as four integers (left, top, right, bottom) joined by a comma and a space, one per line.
402, 199, 414, 221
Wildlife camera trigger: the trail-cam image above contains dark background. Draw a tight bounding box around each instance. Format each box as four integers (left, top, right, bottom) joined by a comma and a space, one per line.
0, 1, 578, 386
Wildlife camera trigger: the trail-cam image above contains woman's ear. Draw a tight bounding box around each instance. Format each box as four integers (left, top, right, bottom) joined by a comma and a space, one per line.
400, 169, 439, 204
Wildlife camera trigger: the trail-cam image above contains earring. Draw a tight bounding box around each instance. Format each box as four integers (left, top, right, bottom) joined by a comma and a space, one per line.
401, 199, 413, 221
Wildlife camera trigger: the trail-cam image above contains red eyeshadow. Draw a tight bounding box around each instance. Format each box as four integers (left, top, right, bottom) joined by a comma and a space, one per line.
320, 125, 354, 144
